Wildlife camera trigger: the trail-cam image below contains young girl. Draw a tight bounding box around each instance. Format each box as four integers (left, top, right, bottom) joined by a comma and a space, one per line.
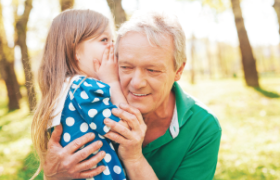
31, 9, 127, 180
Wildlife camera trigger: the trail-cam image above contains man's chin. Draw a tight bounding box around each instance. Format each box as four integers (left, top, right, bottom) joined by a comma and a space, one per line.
128, 102, 151, 115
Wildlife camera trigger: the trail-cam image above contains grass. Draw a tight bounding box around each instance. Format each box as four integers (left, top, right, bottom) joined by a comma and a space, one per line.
0, 75, 279, 179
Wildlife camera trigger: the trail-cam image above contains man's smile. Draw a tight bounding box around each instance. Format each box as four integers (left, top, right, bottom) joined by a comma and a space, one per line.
130, 92, 151, 97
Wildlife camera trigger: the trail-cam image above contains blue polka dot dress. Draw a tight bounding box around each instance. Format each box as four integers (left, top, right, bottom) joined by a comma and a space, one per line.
59, 76, 126, 180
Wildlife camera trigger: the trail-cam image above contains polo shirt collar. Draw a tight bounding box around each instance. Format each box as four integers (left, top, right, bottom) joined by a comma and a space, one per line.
169, 104, 179, 139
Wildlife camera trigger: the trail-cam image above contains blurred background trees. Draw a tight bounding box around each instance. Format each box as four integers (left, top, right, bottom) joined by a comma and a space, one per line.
106, 0, 127, 29
0, 0, 279, 179
15, 0, 37, 111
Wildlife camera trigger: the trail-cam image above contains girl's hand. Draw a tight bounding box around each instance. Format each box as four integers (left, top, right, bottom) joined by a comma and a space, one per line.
103, 103, 147, 162
93, 44, 119, 84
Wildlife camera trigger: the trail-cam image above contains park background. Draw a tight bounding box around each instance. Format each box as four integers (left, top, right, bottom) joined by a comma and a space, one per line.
0, 0, 280, 179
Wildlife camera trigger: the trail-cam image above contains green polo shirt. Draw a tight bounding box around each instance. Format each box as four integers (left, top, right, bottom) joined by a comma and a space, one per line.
142, 82, 222, 180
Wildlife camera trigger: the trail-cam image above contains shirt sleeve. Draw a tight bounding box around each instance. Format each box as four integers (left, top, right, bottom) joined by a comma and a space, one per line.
173, 129, 222, 180
70, 77, 120, 136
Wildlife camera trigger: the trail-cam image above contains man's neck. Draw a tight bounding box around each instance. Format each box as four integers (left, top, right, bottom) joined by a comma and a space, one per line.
144, 91, 175, 124
142, 91, 176, 147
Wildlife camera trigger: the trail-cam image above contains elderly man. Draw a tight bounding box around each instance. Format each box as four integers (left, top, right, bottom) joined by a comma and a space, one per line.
43, 12, 221, 180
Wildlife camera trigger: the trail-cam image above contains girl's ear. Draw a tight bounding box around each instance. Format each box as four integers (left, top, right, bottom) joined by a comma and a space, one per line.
75, 43, 81, 61
75, 53, 79, 61
174, 62, 186, 81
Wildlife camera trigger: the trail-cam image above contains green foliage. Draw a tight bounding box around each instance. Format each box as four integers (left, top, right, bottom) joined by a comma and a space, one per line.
180, 75, 280, 179
0, 76, 280, 179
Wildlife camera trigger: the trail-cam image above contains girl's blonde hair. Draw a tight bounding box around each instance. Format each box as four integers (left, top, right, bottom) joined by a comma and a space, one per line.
31, 9, 109, 178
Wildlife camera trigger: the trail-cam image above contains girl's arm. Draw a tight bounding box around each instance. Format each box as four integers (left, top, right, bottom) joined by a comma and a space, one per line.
94, 43, 127, 107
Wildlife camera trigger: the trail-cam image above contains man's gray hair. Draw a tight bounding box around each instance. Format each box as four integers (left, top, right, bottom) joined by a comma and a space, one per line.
115, 11, 187, 71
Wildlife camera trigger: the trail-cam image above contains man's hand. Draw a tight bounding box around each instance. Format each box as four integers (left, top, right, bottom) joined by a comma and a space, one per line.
104, 103, 147, 162
43, 125, 106, 180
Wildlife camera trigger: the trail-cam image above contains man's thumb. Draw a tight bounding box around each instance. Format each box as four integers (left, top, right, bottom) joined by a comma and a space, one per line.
50, 124, 63, 143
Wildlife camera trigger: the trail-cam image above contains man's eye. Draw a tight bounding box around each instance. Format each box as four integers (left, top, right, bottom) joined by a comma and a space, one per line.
148, 69, 159, 73
101, 38, 108, 42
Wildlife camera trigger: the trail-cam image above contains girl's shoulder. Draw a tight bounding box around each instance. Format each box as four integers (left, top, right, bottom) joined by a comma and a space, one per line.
69, 76, 111, 101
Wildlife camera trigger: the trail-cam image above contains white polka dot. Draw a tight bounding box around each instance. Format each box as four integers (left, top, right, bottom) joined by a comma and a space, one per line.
86, 177, 94, 180
72, 84, 78, 89
92, 149, 99, 155
68, 103, 75, 111
66, 117, 75, 126
80, 123, 88, 132
103, 125, 110, 133
63, 133, 70, 142
98, 134, 105, 139
95, 89, 104, 94
104, 153, 111, 162
109, 143, 115, 150
113, 165, 121, 174
88, 109, 98, 118
89, 122, 97, 130
103, 166, 110, 175
97, 82, 105, 88
103, 98, 110, 105
102, 109, 111, 117
75, 77, 81, 82
92, 98, 100, 103
90, 165, 97, 169
69, 91, 74, 100
81, 91, 89, 99
84, 81, 92, 87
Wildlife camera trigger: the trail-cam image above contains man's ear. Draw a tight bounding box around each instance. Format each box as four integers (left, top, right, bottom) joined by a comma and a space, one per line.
174, 62, 186, 81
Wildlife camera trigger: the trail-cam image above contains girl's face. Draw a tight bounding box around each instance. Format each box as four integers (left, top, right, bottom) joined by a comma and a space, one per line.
76, 25, 113, 78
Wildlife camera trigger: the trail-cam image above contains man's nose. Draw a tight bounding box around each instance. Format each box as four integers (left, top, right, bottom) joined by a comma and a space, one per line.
130, 69, 146, 89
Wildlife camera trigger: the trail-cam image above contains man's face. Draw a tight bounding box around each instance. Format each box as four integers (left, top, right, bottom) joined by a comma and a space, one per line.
118, 32, 183, 115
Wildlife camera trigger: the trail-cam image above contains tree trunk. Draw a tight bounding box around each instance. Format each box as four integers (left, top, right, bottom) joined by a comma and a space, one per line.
273, 0, 280, 35
0, 61, 20, 111
0, 3, 21, 110
15, 0, 36, 111
217, 42, 229, 78
60, 0, 74, 11
230, 0, 259, 87
106, 0, 126, 30
190, 35, 196, 84
205, 39, 213, 79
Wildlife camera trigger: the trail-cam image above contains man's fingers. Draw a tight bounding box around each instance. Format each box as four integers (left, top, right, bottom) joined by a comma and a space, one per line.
49, 124, 63, 145
74, 150, 106, 172
71, 140, 103, 164
65, 133, 96, 154
104, 131, 127, 144
112, 108, 139, 130
119, 103, 145, 125
104, 118, 132, 139
76, 165, 106, 179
